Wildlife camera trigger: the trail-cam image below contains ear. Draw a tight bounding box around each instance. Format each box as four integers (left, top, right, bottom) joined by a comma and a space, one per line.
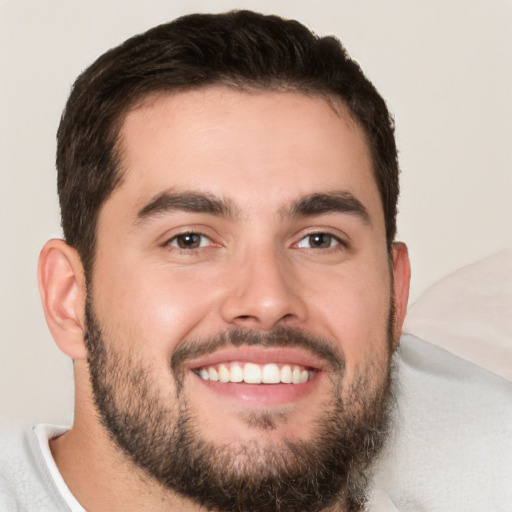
391, 242, 411, 347
38, 239, 87, 360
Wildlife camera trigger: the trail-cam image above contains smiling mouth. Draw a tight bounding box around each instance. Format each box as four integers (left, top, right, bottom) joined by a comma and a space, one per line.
194, 362, 315, 384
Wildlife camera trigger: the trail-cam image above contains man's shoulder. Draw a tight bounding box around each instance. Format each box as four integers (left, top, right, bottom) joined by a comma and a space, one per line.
374, 334, 512, 511
0, 424, 70, 512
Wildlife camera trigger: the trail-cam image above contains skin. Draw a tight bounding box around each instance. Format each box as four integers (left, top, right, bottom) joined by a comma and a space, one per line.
38, 87, 410, 511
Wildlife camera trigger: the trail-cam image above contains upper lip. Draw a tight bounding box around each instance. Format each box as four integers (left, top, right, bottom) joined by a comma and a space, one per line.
186, 345, 327, 372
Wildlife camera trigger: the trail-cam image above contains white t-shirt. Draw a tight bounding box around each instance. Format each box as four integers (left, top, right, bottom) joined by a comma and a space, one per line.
0, 423, 398, 511
33, 424, 85, 512
0, 423, 74, 511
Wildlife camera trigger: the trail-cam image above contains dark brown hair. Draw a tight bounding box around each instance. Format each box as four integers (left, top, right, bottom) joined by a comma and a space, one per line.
57, 10, 399, 275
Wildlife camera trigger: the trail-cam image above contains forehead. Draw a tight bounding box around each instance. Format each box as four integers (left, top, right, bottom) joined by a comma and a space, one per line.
112, 86, 382, 225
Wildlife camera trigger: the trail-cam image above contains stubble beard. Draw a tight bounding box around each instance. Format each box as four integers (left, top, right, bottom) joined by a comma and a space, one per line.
84, 296, 397, 512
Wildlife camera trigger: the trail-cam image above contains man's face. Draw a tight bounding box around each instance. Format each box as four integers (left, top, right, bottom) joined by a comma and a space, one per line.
86, 87, 402, 511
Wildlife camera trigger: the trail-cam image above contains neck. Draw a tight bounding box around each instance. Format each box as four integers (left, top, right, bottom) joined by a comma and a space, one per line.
50, 422, 350, 512
50, 421, 200, 512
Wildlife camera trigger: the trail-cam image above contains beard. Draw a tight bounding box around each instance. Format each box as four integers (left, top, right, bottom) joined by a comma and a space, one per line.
84, 296, 397, 512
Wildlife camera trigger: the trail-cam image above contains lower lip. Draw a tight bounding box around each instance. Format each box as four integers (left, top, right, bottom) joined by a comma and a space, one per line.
192, 372, 322, 406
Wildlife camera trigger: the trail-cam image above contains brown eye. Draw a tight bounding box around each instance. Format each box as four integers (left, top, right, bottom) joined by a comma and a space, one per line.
169, 233, 209, 249
297, 233, 340, 249
308, 234, 332, 248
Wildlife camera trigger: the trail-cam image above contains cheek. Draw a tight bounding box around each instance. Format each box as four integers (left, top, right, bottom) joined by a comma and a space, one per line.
92, 262, 217, 356
307, 261, 392, 368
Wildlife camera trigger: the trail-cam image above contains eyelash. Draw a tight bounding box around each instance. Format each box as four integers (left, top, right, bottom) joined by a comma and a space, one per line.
164, 232, 214, 252
163, 231, 347, 254
294, 232, 347, 251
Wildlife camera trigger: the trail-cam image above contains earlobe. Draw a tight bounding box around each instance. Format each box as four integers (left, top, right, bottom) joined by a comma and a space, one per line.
391, 242, 411, 346
38, 239, 87, 360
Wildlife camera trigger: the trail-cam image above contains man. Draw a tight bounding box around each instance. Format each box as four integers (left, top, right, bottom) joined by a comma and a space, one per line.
4, 9, 505, 512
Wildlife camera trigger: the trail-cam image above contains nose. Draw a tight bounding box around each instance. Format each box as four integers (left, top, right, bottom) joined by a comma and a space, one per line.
220, 245, 308, 331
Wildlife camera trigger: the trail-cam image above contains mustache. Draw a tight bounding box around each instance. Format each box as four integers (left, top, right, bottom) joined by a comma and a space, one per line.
171, 326, 345, 390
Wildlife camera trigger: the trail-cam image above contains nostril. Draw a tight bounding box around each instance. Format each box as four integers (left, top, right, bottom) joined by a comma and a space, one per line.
233, 312, 297, 328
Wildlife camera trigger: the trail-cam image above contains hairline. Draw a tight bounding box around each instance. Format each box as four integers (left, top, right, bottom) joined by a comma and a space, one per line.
85, 81, 388, 278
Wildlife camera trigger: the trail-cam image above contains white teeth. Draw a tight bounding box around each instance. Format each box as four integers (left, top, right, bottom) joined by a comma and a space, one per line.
218, 364, 230, 383
244, 363, 262, 384
292, 366, 302, 384
199, 368, 210, 381
262, 363, 281, 384
196, 362, 314, 384
261, 364, 281, 384
230, 363, 244, 383
280, 365, 292, 383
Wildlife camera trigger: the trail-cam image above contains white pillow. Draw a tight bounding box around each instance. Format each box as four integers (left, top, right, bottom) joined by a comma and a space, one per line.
403, 249, 512, 381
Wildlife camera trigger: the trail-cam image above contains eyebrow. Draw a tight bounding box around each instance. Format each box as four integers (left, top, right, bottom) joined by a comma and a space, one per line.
136, 189, 370, 226
288, 191, 371, 224
136, 191, 238, 223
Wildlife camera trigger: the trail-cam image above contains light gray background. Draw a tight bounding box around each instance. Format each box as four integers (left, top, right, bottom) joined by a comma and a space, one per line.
1, 0, 511, 426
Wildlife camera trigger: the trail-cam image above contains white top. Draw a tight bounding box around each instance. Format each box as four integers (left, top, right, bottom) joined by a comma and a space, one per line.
32, 424, 398, 511
33, 424, 85, 512
0, 422, 399, 511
